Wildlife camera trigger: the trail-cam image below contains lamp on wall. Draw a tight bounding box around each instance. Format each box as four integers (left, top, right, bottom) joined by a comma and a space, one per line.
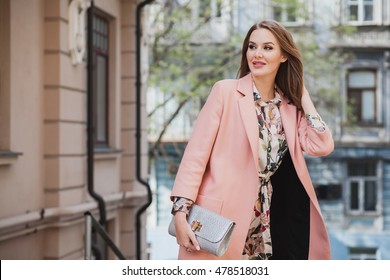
69, 0, 92, 65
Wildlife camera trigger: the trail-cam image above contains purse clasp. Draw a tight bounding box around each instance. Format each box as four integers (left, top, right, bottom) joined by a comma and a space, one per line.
191, 220, 202, 232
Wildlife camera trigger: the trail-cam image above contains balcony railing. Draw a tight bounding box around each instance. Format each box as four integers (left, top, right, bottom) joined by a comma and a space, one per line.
330, 29, 390, 48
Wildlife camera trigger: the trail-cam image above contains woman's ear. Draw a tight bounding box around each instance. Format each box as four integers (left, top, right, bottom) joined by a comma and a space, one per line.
281, 55, 287, 63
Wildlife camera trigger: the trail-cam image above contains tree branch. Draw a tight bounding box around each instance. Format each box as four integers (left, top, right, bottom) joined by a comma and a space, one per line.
149, 49, 241, 157
147, 93, 175, 118
149, 96, 191, 157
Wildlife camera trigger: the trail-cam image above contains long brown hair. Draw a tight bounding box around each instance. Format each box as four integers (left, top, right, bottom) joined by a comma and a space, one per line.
237, 20, 303, 110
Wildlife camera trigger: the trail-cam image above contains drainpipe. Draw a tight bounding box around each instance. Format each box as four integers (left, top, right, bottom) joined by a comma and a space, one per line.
87, 0, 106, 227
135, 0, 155, 260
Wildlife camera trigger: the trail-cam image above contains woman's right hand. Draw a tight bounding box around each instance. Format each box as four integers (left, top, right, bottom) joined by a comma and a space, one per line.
174, 211, 201, 252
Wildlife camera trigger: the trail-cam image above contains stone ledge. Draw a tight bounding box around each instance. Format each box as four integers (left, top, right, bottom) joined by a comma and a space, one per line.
0, 190, 147, 236
0, 151, 23, 166
94, 147, 123, 161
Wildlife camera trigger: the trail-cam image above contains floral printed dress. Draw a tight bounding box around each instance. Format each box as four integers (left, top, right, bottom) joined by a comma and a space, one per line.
242, 84, 288, 260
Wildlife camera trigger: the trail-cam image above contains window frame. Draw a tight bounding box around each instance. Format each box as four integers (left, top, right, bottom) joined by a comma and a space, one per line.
344, 0, 382, 25
0, 0, 22, 164
349, 247, 378, 260
91, 8, 110, 147
271, 0, 310, 26
346, 68, 378, 126
315, 184, 343, 201
195, 0, 224, 20
345, 160, 382, 216
198, 0, 211, 19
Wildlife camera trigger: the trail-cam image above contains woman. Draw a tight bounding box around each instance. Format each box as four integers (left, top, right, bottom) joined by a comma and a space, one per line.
170, 19, 334, 260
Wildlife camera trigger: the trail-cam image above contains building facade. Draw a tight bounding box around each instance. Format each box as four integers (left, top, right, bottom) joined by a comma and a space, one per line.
311, 0, 390, 260
0, 0, 150, 259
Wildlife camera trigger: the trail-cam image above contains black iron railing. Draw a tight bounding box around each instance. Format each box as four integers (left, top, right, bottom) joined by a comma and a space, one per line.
84, 211, 126, 260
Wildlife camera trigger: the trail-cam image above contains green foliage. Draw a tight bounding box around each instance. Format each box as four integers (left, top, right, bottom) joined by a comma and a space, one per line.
149, 0, 240, 92
147, 0, 241, 153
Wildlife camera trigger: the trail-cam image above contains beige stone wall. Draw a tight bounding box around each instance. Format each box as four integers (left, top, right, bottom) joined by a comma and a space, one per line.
0, 0, 45, 219
0, 0, 149, 260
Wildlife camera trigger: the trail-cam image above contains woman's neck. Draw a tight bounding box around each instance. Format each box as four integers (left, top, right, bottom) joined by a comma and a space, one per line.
252, 75, 276, 102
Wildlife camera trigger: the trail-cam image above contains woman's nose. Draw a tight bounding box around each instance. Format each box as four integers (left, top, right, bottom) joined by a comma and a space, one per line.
254, 49, 263, 58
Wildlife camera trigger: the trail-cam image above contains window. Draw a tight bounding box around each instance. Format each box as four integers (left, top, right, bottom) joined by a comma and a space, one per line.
215, 0, 222, 18
92, 10, 109, 146
273, 3, 298, 23
347, 0, 374, 22
198, 0, 222, 19
346, 161, 380, 214
349, 247, 378, 260
272, 0, 307, 25
199, 0, 211, 19
315, 184, 342, 200
347, 69, 377, 124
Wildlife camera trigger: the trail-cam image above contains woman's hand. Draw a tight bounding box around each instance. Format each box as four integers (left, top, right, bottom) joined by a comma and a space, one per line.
174, 211, 201, 252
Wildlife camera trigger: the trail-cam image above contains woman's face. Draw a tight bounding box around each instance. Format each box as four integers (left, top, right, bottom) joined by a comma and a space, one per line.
246, 28, 287, 79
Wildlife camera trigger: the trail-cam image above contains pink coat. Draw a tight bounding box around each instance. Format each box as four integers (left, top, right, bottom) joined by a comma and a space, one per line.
170, 73, 334, 260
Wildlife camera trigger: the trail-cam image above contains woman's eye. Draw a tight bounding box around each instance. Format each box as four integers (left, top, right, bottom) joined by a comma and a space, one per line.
264, 46, 273, 50
248, 44, 257, 50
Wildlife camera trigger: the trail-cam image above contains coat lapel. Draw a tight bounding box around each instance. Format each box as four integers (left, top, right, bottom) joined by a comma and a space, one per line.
237, 74, 259, 171
236, 75, 298, 175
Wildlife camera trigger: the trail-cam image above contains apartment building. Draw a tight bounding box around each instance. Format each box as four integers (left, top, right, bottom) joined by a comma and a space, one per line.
0, 0, 151, 259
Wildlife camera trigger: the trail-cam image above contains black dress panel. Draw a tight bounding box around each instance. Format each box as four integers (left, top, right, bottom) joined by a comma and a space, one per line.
269, 150, 310, 260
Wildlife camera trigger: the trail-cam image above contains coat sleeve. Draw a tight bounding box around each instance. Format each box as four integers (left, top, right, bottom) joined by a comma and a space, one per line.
297, 111, 334, 157
170, 81, 224, 202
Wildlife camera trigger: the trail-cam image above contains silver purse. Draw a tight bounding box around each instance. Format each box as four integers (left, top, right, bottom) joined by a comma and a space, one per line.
168, 204, 236, 257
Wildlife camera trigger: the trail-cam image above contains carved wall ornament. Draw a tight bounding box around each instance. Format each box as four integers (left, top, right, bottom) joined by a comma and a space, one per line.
68, 0, 91, 65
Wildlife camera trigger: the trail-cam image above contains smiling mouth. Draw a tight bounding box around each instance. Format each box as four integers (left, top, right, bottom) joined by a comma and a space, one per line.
253, 61, 266, 67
